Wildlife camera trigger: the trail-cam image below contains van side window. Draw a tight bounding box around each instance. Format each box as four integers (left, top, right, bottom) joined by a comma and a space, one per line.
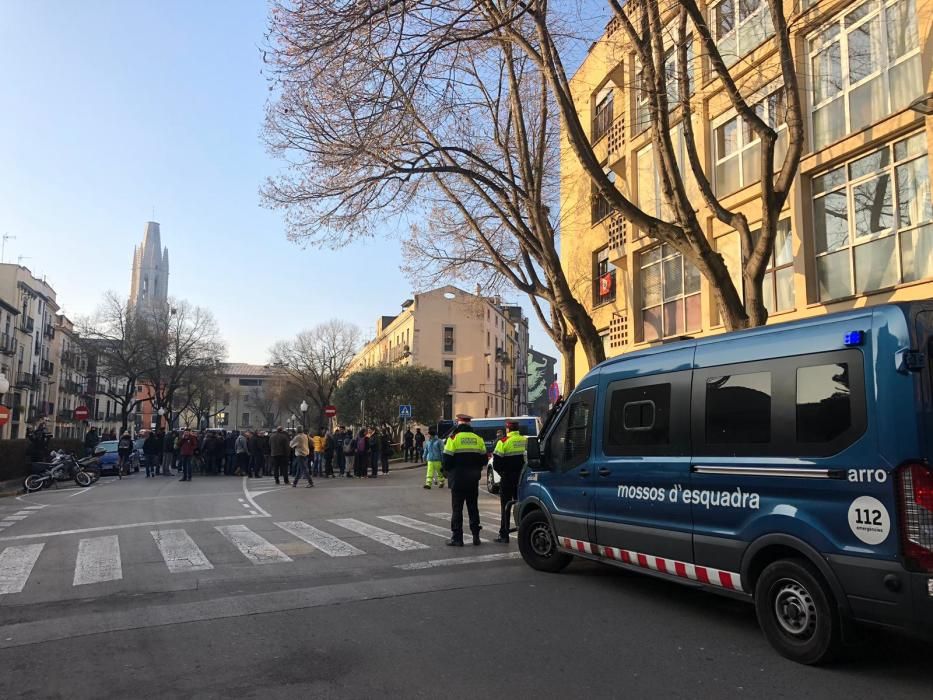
797, 363, 852, 443
706, 372, 772, 444
547, 389, 594, 472
607, 383, 670, 447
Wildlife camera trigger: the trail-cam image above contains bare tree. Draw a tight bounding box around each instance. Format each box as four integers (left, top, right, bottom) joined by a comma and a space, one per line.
268, 320, 361, 427
175, 368, 227, 430
263, 1, 601, 390
140, 300, 226, 429
263, 1, 806, 386
77, 292, 150, 434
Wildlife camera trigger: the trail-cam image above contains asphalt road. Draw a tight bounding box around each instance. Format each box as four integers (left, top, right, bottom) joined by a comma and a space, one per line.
0, 466, 929, 699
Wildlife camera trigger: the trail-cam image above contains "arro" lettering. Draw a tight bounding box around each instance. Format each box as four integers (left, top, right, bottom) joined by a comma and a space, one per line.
847, 469, 888, 484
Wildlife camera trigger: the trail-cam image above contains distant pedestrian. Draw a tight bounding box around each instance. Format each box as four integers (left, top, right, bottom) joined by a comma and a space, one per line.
323, 430, 335, 478
334, 427, 348, 477
403, 427, 415, 462
235, 431, 249, 476
423, 427, 445, 489
154, 429, 165, 474
248, 431, 264, 478
269, 426, 291, 485
414, 428, 425, 462
311, 430, 325, 477
143, 430, 160, 478
224, 431, 236, 475
290, 428, 313, 487
83, 426, 99, 458
261, 432, 272, 476
178, 430, 197, 481
353, 429, 368, 478
117, 432, 133, 475
162, 430, 176, 476
381, 431, 392, 474
368, 429, 381, 478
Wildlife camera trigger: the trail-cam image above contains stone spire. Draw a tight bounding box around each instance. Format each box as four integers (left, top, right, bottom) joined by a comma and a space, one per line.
129, 221, 169, 307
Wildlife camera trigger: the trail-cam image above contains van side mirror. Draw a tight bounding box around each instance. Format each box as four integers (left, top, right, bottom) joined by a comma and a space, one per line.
526, 436, 547, 471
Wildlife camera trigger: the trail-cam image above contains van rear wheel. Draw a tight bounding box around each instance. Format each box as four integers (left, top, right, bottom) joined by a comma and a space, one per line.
754, 558, 841, 665
518, 510, 571, 573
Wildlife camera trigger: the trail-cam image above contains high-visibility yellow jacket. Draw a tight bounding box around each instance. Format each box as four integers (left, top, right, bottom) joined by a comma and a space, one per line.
492, 430, 527, 476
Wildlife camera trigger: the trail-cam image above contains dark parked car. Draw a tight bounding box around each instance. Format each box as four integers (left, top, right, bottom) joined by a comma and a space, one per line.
95, 440, 141, 475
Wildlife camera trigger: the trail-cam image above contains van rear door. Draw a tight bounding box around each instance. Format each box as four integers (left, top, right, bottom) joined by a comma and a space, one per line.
909, 304, 933, 462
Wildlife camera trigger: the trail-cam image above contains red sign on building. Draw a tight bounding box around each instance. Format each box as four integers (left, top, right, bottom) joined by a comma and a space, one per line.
73, 405, 90, 421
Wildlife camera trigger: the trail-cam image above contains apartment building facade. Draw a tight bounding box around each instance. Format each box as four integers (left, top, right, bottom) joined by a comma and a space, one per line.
0, 263, 61, 438
347, 285, 531, 420
561, 0, 933, 380
53, 315, 89, 439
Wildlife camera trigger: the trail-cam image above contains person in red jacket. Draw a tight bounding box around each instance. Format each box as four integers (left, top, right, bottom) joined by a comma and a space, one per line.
178, 430, 198, 482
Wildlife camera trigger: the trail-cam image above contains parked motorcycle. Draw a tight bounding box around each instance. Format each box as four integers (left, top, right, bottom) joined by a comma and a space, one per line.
24, 451, 98, 492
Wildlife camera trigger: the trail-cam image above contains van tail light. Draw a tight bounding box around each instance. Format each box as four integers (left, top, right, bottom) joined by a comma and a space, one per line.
897, 462, 933, 572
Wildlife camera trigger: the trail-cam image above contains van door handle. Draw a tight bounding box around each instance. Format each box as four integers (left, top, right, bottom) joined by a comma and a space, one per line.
598, 468, 611, 477
578, 468, 590, 477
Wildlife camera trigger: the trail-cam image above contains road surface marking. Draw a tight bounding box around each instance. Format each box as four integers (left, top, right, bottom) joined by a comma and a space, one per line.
67, 485, 97, 498
13, 511, 32, 516
241, 503, 252, 509
2, 516, 27, 521
242, 477, 271, 517
0, 543, 44, 594
237, 498, 245, 503
274, 521, 364, 557
23, 506, 45, 510
396, 552, 521, 570
73, 535, 122, 585
378, 515, 451, 539
248, 510, 258, 516
0, 514, 266, 542
426, 511, 498, 522
216, 525, 292, 565
327, 518, 429, 552
426, 512, 450, 520
151, 529, 214, 573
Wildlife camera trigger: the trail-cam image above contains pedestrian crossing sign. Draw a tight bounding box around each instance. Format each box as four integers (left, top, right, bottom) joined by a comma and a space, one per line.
399, 404, 413, 418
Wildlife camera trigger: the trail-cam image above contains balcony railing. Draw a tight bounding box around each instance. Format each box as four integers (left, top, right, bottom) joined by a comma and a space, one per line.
16, 371, 40, 389
40, 360, 54, 376
59, 408, 73, 420
21, 316, 34, 333
0, 332, 16, 356
43, 323, 54, 339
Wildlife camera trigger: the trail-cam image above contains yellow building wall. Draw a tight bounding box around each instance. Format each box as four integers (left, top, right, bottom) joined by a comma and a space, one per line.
561, 0, 933, 382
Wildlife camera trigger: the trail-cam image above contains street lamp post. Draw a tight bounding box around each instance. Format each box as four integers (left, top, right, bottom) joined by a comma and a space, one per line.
157, 407, 166, 430
300, 400, 308, 430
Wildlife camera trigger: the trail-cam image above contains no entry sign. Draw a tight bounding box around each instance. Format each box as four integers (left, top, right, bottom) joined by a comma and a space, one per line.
73, 405, 90, 421
323, 405, 337, 418
0, 405, 9, 426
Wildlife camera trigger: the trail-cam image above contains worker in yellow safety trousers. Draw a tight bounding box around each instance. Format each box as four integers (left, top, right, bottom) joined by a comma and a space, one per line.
422, 426, 445, 489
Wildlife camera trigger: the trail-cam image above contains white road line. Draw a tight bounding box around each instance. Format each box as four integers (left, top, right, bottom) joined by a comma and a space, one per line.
248, 510, 258, 516
13, 511, 32, 516
67, 485, 97, 498
241, 477, 271, 517
426, 511, 498, 523
0, 543, 45, 594
150, 530, 214, 573
328, 518, 429, 552
215, 525, 292, 565
73, 535, 122, 585
23, 506, 45, 510
396, 552, 521, 570
274, 521, 365, 557
0, 514, 266, 542
237, 498, 245, 503
426, 512, 450, 520
378, 515, 451, 539
2, 516, 27, 521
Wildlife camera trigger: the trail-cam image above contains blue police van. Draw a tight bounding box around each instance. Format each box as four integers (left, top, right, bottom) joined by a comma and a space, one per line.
515, 302, 933, 664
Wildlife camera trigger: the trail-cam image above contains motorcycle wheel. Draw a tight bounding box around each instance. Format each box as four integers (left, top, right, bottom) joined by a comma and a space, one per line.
75, 471, 93, 487
24, 474, 46, 492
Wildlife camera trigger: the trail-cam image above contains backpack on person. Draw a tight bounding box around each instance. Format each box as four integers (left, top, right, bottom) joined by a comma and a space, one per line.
343, 437, 354, 455
357, 436, 367, 454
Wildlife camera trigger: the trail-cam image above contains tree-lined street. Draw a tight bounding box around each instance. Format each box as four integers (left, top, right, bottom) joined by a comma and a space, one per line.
0, 467, 929, 698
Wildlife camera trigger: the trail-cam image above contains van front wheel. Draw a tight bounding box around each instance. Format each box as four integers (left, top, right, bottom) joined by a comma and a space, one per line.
518, 510, 571, 573
754, 558, 841, 665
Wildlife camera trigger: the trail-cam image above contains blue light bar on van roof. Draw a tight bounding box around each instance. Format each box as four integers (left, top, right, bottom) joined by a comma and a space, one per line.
844, 330, 865, 346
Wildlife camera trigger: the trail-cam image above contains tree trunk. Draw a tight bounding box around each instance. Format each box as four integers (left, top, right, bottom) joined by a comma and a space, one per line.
560, 341, 576, 399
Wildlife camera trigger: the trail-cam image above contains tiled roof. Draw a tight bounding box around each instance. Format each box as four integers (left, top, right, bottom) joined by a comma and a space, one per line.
220, 363, 283, 377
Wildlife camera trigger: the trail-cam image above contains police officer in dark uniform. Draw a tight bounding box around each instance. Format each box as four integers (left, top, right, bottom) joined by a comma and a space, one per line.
491, 420, 527, 544
442, 414, 487, 546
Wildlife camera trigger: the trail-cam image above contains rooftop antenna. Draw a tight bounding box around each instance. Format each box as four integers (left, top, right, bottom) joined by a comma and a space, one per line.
17, 255, 31, 266
1, 233, 15, 263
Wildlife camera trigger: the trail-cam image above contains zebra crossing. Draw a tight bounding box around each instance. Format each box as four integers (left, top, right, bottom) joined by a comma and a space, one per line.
0, 511, 516, 596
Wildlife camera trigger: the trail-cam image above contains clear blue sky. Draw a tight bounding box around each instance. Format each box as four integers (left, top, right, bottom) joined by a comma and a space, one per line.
0, 1, 573, 364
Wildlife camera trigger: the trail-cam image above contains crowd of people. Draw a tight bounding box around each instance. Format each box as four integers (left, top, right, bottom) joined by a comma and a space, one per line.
81, 424, 413, 485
